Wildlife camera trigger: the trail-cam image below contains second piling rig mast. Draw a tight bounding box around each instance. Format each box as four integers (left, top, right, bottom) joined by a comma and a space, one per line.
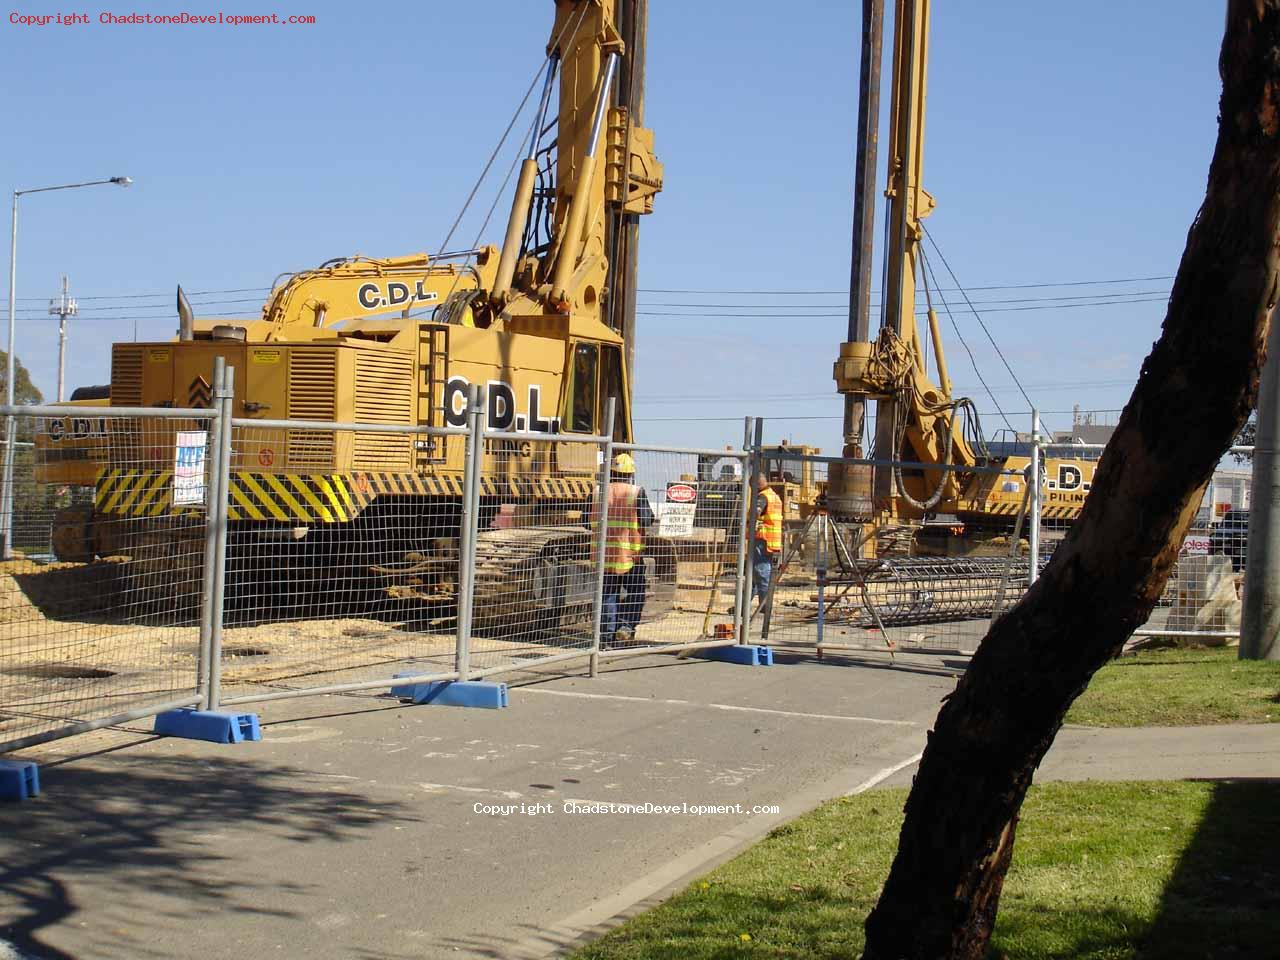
49, 0, 667, 625
831, 0, 1097, 550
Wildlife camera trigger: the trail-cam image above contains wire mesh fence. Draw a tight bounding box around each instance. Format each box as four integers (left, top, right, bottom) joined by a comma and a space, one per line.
1, 385, 1260, 755
0, 409, 213, 752
215, 419, 469, 705
593, 444, 748, 659
1133, 505, 1246, 645
1050, 440, 1253, 646
462, 427, 607, 676
745, 451, 1034, 657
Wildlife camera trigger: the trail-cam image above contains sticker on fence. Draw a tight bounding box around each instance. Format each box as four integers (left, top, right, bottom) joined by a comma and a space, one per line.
658, 481, 698, 538
174, 431, 209, 506
1180, 535, 1210, 556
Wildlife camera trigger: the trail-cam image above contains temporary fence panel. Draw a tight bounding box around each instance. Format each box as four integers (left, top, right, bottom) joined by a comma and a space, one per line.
1040, 440, 1251, 645
460, 423, 611, 678
745, 451, 1033, 657
592, 442, 749, 660
214, 418, 469, 706
1134, 517, 1244, 644
0, 407, 215, 752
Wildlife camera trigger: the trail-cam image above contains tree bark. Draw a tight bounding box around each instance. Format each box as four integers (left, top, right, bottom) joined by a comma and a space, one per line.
862, 4, 1280, 957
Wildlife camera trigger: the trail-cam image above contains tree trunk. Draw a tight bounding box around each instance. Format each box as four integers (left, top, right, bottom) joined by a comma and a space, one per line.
862, 4, 1280, 957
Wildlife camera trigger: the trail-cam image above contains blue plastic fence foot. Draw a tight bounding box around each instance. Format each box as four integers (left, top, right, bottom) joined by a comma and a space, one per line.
0, 759, 40, 801
694, 645, 774, 666
153, 708, 262, 744
390, 678, 508, 709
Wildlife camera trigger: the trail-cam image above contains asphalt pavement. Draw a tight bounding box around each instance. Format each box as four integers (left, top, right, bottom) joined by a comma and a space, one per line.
6, 649, 1276, 960
0, 649, 957, 960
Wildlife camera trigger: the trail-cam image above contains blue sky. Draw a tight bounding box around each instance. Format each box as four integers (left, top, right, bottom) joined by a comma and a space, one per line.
1, 1, 1224, 451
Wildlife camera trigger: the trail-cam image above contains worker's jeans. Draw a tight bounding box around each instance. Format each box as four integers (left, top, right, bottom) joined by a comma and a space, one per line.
602, 565, 647, 642
752, 540, 777, 604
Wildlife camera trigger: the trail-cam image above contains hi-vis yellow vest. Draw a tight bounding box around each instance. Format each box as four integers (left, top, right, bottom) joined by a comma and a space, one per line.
604, 482, 643, 574
756, 487, 783, 554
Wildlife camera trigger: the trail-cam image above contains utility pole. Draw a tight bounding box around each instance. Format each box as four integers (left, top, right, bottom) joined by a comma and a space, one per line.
48, 275, 77, 402
1241, 315, 1280, 660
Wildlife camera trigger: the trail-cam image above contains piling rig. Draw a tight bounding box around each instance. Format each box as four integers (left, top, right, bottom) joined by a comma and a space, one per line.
815, 0, 1098, 622
43, 0, 674, 631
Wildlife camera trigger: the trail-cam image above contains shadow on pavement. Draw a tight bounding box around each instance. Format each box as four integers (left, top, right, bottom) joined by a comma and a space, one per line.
0, 755, 414, 960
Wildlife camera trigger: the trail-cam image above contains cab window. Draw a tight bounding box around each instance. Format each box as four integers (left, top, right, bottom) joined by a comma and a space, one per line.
566, 342, 598, 433
599, 344, 628, 441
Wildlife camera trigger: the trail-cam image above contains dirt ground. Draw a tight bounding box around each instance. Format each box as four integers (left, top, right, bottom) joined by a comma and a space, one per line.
0, 557, 754, 749
0, 550, 1064, 750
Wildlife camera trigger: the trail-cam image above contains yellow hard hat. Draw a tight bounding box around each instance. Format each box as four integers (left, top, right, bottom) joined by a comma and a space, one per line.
612, 453, 636, 475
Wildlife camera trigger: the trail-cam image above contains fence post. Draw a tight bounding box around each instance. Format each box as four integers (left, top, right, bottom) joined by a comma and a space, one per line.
1028, 408, 1042, 587
455, 385, 486, 681
735, 417, 761, 643
197, 357, 226, 709
589, 399, 617, 677
207, 364, 235, 710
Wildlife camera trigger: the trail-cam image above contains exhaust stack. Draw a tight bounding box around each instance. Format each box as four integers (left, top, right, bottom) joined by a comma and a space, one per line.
177, 285, 195, 341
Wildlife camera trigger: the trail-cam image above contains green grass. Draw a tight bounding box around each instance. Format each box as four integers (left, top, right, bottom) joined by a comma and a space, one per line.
568, 781, 1280, 960
1066, 645, 1280, 727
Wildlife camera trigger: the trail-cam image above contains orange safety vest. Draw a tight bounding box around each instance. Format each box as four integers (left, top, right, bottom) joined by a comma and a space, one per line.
756, 487, 783, 554
603, 482, 643, 574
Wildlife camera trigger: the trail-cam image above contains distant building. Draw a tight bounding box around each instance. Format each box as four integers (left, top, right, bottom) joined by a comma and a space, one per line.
1197, 468, 1251, 525
1052, 406, 1116, 446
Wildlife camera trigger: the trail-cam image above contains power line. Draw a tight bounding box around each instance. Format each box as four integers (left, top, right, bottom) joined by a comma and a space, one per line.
633, 296, 1168, 319
636, 408, 1125, 424
632, 378, 1137, 405
924, 227, 1030, 414
17, 292, 1170, 320
9, 273, 1174, 304
635, 275, 1174, 296
637, 289, 1169, 309
13, 286, 269, 303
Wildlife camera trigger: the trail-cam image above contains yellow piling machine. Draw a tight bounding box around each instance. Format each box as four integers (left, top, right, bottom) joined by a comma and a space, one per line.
48, 0, 669, 627
830, 0, 1097, 553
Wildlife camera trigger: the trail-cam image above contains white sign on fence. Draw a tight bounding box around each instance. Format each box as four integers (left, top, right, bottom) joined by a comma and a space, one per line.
658, 482, 698, 538
174, 431, 209, 507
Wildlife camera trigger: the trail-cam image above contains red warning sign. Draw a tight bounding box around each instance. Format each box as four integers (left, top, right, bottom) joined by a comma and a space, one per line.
258, 447, 275, 467
666, 482, 698, 503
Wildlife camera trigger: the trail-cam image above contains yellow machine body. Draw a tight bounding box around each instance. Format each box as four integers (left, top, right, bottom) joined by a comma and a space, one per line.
53, 0, 662, 534
98, 311, 630, 522
34, 399, 109, 488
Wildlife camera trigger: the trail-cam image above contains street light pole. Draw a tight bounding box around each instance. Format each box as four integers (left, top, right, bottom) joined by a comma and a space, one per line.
49, 275, 77, 403
2, 176, 131, 559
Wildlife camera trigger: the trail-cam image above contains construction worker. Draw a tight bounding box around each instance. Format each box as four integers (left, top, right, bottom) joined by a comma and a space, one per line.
752, 471, 783, 611
598, 452, 654, 646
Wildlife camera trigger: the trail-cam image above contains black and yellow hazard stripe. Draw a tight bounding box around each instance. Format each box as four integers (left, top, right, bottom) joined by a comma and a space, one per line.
96, 467, 600, 522
528, 475, 595, 499
355, 471, 592, 500
95, 468, 182, 517
969, 501, 1080, 520
364, 472, 464, 497
225, 472, 363, 523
